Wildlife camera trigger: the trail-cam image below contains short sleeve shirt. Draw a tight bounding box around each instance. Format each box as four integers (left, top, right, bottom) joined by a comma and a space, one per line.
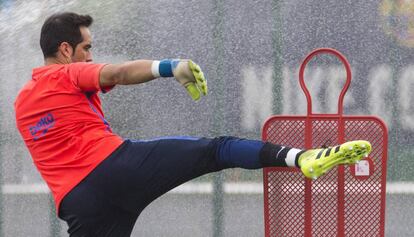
14, 63, 123, 212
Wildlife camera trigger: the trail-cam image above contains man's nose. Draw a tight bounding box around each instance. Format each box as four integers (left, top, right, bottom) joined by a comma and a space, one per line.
86, 52, 93, 62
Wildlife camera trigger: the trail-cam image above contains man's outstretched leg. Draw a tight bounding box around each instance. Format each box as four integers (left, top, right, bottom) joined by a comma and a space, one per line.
122, 136, 372, 210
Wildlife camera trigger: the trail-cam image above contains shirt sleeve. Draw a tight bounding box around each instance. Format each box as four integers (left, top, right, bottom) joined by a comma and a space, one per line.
67, 63, 111, 92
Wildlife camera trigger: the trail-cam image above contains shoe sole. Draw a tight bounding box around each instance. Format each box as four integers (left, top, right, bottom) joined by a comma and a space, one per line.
302, 140, 372, 179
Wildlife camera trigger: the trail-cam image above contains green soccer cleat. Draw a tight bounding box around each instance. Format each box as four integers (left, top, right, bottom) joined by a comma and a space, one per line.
299, 140, 372, 180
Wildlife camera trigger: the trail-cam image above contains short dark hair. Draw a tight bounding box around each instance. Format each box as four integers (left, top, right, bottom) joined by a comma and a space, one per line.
40, 12, 93, 58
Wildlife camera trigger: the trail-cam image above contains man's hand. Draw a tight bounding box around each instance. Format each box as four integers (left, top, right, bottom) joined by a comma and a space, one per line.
172, 60, 208, 101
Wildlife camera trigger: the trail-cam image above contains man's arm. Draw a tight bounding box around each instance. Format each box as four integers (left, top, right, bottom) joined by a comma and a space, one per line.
99, 59, 207, 101
99, 60, 154, 87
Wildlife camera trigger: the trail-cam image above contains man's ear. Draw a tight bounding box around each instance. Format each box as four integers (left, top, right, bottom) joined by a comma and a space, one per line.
58, 42, 73, 59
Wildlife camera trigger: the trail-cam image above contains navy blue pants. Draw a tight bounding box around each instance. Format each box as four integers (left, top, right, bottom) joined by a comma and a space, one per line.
59, 136, 266, 237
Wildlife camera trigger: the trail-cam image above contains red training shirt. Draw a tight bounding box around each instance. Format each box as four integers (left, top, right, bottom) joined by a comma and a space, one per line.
14, 62, 123, 212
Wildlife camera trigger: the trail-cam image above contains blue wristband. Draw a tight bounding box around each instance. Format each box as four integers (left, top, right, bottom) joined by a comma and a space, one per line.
159, 59, 174, 77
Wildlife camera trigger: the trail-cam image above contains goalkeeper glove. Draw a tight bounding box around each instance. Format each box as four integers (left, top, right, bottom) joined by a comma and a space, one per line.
152, 59, 208, 101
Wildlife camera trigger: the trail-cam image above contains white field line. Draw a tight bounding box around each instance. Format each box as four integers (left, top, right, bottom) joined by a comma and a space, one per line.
2, 182, 414, 195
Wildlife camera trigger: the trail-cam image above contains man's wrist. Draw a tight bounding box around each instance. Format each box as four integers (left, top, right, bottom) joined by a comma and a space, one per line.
151, 59, 175, 78
151, 60, 161, 78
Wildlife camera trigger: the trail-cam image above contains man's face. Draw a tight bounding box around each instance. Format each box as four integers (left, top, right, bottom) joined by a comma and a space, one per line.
71, 26, 93, 62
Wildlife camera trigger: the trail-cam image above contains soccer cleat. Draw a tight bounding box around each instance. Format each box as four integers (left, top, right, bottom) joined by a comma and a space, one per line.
298, 140, 372, 180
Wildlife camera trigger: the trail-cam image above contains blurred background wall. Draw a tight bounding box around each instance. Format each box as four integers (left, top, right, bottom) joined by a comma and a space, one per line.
0, 0, 413, 236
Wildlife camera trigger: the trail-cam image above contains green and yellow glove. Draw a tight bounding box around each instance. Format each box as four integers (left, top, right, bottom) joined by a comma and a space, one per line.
152, 59, 208, 101
172, 60, 208, 101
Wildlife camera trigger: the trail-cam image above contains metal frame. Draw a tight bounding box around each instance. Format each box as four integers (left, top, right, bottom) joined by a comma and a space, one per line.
262, 48, 388, 236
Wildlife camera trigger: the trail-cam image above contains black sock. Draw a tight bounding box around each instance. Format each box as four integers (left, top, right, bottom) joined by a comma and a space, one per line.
259, 142, 306, 168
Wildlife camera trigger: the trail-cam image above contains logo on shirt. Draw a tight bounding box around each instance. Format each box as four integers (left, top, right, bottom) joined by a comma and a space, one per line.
29, 113, 55, 141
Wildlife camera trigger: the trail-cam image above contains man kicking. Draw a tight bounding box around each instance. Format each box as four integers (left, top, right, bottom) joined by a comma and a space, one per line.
14, 12, 371, 237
